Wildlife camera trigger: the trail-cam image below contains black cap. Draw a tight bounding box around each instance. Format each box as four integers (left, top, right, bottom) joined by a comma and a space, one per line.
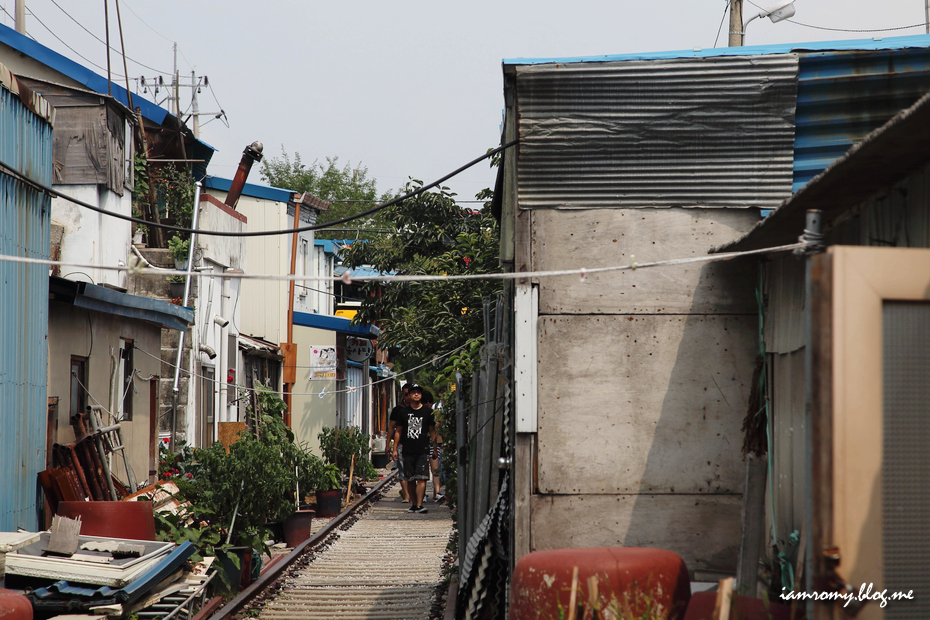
408, 384, 424, 393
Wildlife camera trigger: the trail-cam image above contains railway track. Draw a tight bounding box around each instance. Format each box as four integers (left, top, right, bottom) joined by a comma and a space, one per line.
208, 474, 454, 620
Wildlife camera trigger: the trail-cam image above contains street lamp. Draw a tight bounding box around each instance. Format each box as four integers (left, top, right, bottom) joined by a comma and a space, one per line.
743, 0, 797, 37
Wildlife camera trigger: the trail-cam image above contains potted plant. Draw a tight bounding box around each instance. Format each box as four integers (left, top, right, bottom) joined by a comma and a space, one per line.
153, 390, 319, 591
168, 235, 191, 270
314, 463, 343, 518
166, 274, 186, 299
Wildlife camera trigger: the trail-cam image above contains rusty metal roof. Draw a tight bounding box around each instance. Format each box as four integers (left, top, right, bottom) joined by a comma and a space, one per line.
712, 88, 930, 253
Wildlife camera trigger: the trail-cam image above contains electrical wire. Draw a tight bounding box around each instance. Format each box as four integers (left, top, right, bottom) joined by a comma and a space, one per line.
0, 140, 516, 238
23, 6, 127, 78
119, 0, 173, 43
744, 0, 929, 33
714, 0, 731, 48
295, 283, 363, 301
0, 239, 809, 285
47, 0, 170, 74
134, 336, 479, 397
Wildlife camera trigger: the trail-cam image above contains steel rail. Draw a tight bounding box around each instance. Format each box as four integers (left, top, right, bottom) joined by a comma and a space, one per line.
205, 471, 398, 620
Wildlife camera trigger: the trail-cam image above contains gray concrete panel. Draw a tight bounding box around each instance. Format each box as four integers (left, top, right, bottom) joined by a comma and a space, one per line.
532, 208, 759, 314
530, 493, 741, 574
537, 314, 754, 494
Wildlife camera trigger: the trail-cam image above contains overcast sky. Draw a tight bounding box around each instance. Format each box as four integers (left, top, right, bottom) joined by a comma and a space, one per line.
2, 1, 928, 202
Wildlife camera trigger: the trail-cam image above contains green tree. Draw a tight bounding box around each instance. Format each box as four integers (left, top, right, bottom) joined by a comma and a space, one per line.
340, 181, 502, 360
260, 150, 395, 239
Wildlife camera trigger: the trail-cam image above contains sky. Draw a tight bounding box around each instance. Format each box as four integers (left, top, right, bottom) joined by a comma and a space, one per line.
1, 1, 928, 203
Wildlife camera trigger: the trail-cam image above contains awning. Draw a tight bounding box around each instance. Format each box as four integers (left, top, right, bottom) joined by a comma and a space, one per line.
293, 311, 380, 339
238, 335, 282, 359
49, 277, 193, 332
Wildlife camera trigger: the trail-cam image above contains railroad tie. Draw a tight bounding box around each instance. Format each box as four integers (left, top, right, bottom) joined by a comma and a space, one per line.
256, 488, 452, 620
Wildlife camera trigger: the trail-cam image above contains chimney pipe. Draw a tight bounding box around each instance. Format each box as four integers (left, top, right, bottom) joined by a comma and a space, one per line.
225, 141, 264, 209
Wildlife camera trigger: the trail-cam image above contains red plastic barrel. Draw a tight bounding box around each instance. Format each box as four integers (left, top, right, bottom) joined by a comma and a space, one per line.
510, 547, 691, 620
0, 589, 33, 620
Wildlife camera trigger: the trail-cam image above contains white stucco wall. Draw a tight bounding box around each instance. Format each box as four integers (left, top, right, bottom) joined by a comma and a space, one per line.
52, 184, 132, 288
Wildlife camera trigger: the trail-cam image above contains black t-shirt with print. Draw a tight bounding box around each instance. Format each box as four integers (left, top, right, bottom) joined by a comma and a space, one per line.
397, 405, 435, 455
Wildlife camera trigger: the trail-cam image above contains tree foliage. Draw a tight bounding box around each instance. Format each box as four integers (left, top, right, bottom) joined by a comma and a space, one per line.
260, 149, 395, 239
341, 180, 501, 362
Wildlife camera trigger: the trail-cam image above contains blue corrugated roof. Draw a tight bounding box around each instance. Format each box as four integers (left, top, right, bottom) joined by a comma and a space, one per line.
203, 175, 294, 203
315, 239, 338, 254
293, 311, 380, 338
504, 33, 930, 65
0, 23, 215, 155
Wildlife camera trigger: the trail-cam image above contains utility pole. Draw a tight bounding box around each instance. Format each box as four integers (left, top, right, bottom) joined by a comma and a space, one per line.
14, 0, 25, 34
191, 71, 200, 138
172, 42, 180, 118
729, 0, 744, 47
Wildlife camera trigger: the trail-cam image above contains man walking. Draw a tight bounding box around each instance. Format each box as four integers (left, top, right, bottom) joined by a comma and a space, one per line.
387, 384, 411, 502
392, 384, 436, 514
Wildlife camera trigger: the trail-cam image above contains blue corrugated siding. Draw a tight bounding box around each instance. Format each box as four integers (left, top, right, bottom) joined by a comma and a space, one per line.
0, 79, 53, 531
794, 47, 930, 192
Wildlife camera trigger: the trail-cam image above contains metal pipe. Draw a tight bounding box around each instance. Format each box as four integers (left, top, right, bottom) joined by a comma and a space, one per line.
171, 181, 202, 450
283, 199, 301, 427
803, 209, 822, 618
224, 142, 263, 209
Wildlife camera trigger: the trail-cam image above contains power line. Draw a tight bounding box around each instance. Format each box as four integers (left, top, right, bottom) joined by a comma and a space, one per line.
0, 239, 809, 285
0, 140, 517, 238
119, 0, 173, 43
23, 6, 127, 78
47, 0, 170, 74
714, 0, 731, 48
744, 0, 929, 33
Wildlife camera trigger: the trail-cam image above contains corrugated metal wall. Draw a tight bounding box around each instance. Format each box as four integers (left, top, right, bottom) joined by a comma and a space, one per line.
762, 162, 930, 558
345, 366, 363, 428
793, 47, 930, 192
514, 55, 799, 209
0, 67, 53, 531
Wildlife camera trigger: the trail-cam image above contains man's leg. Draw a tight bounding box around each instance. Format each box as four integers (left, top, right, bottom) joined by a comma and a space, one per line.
415, 479, 427, 507
397, 452, 410, 501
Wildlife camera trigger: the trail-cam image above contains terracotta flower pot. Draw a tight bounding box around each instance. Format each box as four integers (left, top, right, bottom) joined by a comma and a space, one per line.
282, 509, 315, 547
315, 489, 342, 518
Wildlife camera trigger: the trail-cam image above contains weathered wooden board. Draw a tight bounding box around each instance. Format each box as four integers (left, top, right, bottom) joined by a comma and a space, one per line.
530, 493, 741, 574
52, 106, 108, 185
537, 314, 754, 494
532, 208, 758, 314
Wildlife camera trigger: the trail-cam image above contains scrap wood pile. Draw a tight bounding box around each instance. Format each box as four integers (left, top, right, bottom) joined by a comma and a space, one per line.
38, 407, 139, 514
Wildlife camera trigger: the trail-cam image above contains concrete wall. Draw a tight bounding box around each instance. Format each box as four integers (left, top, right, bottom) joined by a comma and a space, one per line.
525, 207, 759, 574
291, 325, 338, 455
48, 303, 162, 487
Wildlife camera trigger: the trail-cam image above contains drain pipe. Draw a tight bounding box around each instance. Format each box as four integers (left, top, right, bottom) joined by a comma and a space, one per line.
170, 181, 203, 451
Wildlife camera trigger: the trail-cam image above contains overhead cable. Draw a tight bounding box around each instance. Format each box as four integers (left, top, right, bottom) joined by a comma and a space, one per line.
0, 140, 517, 238
744, 0, 929, 33
48, 0, 170, 74
0, 240, 809, 284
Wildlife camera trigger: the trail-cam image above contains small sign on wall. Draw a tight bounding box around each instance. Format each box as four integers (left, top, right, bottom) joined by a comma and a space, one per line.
309, 345, 337, 380
346, 337, 373, 362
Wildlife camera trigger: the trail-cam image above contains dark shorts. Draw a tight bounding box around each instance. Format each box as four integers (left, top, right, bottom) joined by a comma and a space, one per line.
403, 451, 430, 481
